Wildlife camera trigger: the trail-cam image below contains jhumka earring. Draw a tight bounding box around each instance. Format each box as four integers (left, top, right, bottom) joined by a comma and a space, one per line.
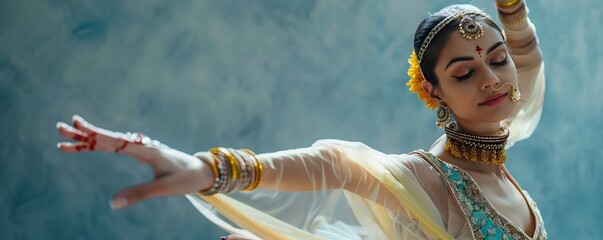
436, 105, 452, 128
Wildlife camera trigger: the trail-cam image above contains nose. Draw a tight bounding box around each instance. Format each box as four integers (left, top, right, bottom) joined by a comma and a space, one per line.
480, 68, 500, 91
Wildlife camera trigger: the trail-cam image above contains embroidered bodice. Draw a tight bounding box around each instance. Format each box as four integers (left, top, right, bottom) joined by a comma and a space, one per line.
416, 151, 547, 240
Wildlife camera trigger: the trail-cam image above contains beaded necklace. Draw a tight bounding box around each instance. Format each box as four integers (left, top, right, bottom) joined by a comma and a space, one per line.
444, 122, 509, 164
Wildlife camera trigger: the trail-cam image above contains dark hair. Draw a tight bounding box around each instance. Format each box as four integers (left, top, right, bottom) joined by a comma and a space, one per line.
413, 5, 503, 87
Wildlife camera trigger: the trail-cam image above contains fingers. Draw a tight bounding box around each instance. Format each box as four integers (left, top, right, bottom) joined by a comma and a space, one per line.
57, 115, 128, 153
57, 122, 89, 141
72, 115, 96, 134
57, 142, 93, 153
110, 177, 173, 209
72, 115, 119, 138
57, 121, 100, 152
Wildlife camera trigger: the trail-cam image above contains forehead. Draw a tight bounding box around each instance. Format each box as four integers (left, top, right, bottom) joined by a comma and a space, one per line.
438, 22, 504, 60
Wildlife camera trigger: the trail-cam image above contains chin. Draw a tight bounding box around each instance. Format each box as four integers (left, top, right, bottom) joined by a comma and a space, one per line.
466, 102, 515, 122
479, 106, 515, 122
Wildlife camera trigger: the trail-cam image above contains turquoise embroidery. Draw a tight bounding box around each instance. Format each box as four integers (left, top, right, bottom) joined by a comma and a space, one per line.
412, 151, 546, 239
438, 160, 514, 240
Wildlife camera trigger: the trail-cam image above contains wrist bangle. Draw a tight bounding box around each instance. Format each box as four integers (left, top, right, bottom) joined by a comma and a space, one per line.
198, 147, 263, 195
496, 0, 521, 8
198, 153, 225, 195
499, 2, 528, 25
230, 149, 252, 191
241, 149, 263, 191
508, 35, 537, 55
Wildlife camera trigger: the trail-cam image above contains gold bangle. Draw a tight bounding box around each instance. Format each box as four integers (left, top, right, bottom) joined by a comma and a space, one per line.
496, 0, 520, 8
508, 35, 537, 55
240, 149, 259, 191
230, 148, 252, 190
205, 154, 220, 179
250, 155, 263, 191
211, 147, 240, 180
506, 34, 536, 49
241, 149, 262, 191
197, 153, 223, 195
499, 2, 528, 25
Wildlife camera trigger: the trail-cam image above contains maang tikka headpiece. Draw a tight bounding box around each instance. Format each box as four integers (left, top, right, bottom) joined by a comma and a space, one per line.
417, 11, 491, 62
407, 10, 493, 109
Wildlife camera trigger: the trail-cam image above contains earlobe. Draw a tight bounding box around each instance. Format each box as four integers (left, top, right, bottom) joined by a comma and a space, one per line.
421, 80, 444, 104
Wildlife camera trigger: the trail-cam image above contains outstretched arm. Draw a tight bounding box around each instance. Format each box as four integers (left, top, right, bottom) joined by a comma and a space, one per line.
250, 145, 369, 191
194, 139, 406, 212
57, 116, 402, 212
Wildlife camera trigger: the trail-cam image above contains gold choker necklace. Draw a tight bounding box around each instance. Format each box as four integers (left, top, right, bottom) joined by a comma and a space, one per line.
444, 122, 509, 164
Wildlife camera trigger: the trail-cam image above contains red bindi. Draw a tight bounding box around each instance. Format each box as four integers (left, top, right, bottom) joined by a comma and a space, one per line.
475, 46, 482, 57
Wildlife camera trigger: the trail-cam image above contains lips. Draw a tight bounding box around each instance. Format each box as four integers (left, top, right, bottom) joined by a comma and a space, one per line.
479, 93, 507, 106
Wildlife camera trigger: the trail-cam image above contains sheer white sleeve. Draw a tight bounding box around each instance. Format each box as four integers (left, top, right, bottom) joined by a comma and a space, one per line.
186, 139, 455, 239
501, 10, 545, 148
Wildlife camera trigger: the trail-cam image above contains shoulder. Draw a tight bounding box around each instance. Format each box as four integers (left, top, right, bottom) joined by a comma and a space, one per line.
390, 152, 448, 189
392, 151, 437, 172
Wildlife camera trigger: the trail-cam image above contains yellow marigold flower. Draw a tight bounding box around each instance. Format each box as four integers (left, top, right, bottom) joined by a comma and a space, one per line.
406, 50, 439, 109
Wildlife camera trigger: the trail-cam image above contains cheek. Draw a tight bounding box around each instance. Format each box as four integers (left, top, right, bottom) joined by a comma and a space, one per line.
497, 67, 518, 84
442, 83, 481, 107
503, 60, 518, 82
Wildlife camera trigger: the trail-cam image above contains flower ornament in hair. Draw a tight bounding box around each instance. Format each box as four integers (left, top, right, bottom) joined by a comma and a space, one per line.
407, 11, 492, 110
406, 50, 439, 109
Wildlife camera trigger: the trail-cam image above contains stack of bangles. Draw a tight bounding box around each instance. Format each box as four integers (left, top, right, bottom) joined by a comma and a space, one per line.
496, 0, 527, 25
197, 147, 263, 195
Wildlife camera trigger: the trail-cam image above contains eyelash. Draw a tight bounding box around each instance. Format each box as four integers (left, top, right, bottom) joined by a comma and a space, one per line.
491, 56, 509, 67
453, 56, 509, 81
454, 70, 474, 81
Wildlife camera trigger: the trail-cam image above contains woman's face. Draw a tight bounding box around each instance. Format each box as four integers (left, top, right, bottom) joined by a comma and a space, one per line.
431, 22, 517, 124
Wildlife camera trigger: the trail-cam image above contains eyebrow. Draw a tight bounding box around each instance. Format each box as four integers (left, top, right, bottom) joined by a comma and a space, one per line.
445, 56, 474, 70
445, 41, 506, 70
486, 41, 505, 54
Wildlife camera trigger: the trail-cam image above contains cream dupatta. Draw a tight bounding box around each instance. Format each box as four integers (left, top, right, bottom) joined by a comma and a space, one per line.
185, 12, 544, 240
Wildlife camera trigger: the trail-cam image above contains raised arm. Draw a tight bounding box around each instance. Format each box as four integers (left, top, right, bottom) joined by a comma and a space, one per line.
497, 0, 542, 69
497, 0, 545, 146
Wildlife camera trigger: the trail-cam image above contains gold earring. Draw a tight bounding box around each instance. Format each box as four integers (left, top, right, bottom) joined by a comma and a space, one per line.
436, 105, 452, 128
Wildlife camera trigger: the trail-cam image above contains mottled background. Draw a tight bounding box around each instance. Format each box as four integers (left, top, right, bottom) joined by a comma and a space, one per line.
1, 0, 600, 239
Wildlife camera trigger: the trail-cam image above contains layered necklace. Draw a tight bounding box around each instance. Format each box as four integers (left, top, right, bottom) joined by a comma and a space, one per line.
444, 122, 509, 164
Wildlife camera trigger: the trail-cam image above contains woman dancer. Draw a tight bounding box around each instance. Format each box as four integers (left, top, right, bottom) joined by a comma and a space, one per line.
57, 0, 546, 239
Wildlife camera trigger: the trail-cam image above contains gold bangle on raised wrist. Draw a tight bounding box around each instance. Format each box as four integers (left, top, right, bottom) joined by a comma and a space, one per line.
496, 0, 521, 8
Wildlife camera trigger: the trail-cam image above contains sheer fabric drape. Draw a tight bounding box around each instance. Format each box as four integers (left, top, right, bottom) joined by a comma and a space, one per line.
185, 15, 544, 240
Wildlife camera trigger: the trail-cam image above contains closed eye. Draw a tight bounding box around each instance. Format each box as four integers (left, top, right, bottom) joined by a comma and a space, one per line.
491, 56, 509, 67
452, 69, 474, 81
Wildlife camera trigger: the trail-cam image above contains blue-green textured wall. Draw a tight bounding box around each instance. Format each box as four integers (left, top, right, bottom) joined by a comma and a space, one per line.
1, 0, 601, 239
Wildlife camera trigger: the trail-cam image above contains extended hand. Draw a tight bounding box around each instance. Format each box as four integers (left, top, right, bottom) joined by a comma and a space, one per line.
57, 115, 213, 209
